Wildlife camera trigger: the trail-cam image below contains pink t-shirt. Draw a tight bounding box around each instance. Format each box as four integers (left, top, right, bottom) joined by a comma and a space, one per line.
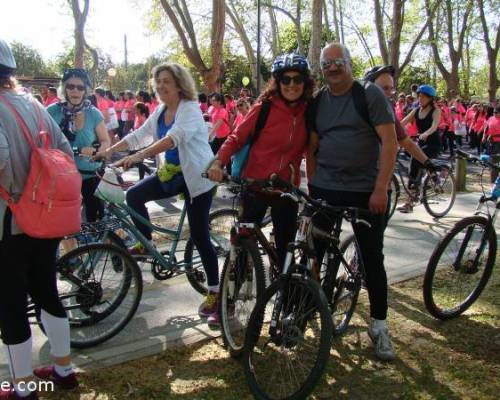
234, 112, 246, 128
473, 114, 487, 133
438, 106, 450, 129
44, 96, 58, 108
114, 99, 125, 114
97, 98, 111, 114
148, 100, 159, 114
394, 102, 405, 121
225, 100, 236, 115
124, 99, 135, 122
134, 114, 147, 130
211, 106, 231, 138
465, 108, 476, 127
486, 116, 500, 141
199, 102, 208, 114
407, 120, 418, 137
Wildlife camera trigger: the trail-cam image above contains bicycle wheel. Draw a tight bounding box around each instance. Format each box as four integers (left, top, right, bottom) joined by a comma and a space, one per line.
244, 272, 332, 400
322, 234, 362, 336
184, 208, 237, 294
52, 243, 143, 348
220, 238, 266, 358
423, 216, 496, 319
388, 175, 400, 221
422, 167, 456, 218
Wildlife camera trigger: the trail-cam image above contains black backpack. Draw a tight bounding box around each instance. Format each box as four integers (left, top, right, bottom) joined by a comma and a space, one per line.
306, 80, 374, 135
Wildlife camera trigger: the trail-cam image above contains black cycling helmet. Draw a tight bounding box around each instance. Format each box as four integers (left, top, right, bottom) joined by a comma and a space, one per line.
271, 53, 309, 77
62, 68, 92, 88
363, 65, 395, 82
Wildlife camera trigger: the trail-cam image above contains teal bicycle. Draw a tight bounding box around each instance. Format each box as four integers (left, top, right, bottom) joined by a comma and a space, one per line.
66, 167, 235, 295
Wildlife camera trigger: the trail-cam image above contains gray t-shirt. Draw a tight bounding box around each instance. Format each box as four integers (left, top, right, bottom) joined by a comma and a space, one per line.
0, 90, 72, 239
311, 82, 394, 192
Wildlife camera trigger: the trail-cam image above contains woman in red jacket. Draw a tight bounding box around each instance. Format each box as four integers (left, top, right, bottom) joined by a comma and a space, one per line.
207, 53, 314, 267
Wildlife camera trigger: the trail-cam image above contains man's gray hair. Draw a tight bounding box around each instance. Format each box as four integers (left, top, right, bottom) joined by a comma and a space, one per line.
320, 42, 352, 64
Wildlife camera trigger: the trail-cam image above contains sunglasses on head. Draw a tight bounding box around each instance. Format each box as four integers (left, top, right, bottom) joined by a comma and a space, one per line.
320, 58, 347, 70
279, 75, 305, 85
66, 84, 86, 92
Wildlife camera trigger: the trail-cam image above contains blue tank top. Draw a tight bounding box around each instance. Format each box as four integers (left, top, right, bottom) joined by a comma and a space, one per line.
158, 109, 180, 165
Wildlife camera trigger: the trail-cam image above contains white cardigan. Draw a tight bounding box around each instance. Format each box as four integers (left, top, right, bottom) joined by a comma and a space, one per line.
125, 99, 215, 198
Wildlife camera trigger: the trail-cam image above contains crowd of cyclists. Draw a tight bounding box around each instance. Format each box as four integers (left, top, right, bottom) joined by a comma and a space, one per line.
0, 35, 499, 399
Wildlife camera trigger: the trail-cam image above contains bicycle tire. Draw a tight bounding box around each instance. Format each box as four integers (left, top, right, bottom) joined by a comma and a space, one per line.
388, 174, 400, 221
184, 208, 237, 295
220, 238, 266, 358
322, 234, 362, 336
51, 243, 143, 348
244, 272, 332, 400
423, 216, 496, 319
422, 167, 456, 218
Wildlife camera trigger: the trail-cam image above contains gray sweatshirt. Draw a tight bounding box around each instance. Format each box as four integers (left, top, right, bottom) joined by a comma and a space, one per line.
0, 90, 73, 240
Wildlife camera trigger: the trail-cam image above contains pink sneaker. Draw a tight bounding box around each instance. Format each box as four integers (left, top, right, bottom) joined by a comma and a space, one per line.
207, 311, 220, 329
198, 292, 219, 319
33, 366, 79, 390
0, 385, 38, 399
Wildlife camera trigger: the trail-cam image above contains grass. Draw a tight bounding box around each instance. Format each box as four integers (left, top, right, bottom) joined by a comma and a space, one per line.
39, 267, 499, 400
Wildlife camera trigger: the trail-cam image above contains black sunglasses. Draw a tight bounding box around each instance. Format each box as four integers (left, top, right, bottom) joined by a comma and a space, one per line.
66, 84, 86, 92
280, 75, 305, 85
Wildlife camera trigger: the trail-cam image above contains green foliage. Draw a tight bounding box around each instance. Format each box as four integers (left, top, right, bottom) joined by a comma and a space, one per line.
10, 41, 54, 77
278, 22, 334, 56
398, 66, 433, 93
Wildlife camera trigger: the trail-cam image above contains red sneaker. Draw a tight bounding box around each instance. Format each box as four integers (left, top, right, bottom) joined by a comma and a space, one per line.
33, 366, 79, 390
0, 385, 38, 399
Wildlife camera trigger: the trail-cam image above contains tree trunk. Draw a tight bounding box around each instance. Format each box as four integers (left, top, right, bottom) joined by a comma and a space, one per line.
477, 0, 500, 102
331, 0, 341, 42
159, 0, 225, 92
227, 1, 259, 89
308, 0, 323, 77
69, 0, 90, 69
268, 6, 280, 57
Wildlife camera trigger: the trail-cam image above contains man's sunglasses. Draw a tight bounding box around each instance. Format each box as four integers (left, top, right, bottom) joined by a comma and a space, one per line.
279, 75, 305, 85
320, 58, 347, 70
66, 84, 86, 92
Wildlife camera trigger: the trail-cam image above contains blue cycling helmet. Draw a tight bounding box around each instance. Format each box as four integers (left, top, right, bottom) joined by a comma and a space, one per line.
271, 53, 309, 77
62, 68, 92, 88
417, 84, 436, 98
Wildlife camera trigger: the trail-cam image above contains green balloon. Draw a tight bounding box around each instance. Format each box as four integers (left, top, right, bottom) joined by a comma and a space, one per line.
242, 76, 250, 86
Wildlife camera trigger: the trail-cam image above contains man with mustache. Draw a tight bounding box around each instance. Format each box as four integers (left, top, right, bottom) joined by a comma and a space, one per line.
307, 42, 398, 361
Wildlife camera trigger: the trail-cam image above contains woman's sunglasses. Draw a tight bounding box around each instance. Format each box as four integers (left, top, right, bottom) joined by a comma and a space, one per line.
66, 84, 86, 92
280, 75, 305, 85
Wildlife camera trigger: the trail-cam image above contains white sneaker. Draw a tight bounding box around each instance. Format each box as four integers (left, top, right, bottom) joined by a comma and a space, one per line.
368, 327, 396, 361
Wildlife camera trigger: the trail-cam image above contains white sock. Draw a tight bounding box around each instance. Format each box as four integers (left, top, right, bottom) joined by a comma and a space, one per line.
14, 381, 33, 397
54, 363, 74, 377
4, 337, 34, 396
40, 309, 70, 358
371, 318, 387, 334
4, 337, 33, 381
207, 285, 219, 293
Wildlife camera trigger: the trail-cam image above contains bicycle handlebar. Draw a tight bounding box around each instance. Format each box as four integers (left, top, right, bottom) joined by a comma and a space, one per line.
456, 149, 500, 171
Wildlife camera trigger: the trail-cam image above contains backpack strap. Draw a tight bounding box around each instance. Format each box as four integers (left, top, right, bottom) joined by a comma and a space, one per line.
351, 80, 374, 130
0, 94, 44, 149
249, 99, 271, 145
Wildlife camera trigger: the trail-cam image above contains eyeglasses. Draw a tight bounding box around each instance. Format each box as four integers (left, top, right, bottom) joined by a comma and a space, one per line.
66, 84, 85, 92
320, 58, 347, 70
279, 75, 305, 85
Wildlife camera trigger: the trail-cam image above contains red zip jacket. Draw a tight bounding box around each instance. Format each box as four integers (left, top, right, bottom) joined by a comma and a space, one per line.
217, 96, 308, 185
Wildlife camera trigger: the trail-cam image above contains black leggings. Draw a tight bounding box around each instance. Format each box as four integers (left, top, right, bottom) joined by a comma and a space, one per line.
0, 212, 65, 345
409, 143, 440, 186
82, 177, 104, 222
309, 186, 388, 320
241, 191, 298, 267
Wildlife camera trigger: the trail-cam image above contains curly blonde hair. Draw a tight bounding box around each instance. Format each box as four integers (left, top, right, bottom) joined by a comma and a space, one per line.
151, 63, 197, 101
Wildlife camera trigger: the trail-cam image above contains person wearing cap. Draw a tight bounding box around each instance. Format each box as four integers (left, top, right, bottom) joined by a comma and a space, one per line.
47, 69, 110, 223
307, 43, 398, 361
363, 66, 438, 216
400, 84, 441, 212
0, 38, 79, 399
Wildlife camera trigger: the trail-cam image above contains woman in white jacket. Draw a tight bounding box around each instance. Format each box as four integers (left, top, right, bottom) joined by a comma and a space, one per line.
96, 63, 221, 326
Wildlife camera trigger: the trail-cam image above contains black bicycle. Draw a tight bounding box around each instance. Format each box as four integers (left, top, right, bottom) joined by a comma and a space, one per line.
243, 175, 371, 400
388, 151, 456, 219
423, 150, 499, 319
29, 242, 143, 348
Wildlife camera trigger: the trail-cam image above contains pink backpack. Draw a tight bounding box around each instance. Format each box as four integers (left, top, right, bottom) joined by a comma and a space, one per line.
0, 95, 82, 239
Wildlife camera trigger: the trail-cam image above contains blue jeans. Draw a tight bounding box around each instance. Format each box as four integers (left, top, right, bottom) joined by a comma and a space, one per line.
126, 174, 219, 286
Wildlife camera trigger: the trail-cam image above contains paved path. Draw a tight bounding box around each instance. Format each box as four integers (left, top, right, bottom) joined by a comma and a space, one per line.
0, 178, 491, 379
